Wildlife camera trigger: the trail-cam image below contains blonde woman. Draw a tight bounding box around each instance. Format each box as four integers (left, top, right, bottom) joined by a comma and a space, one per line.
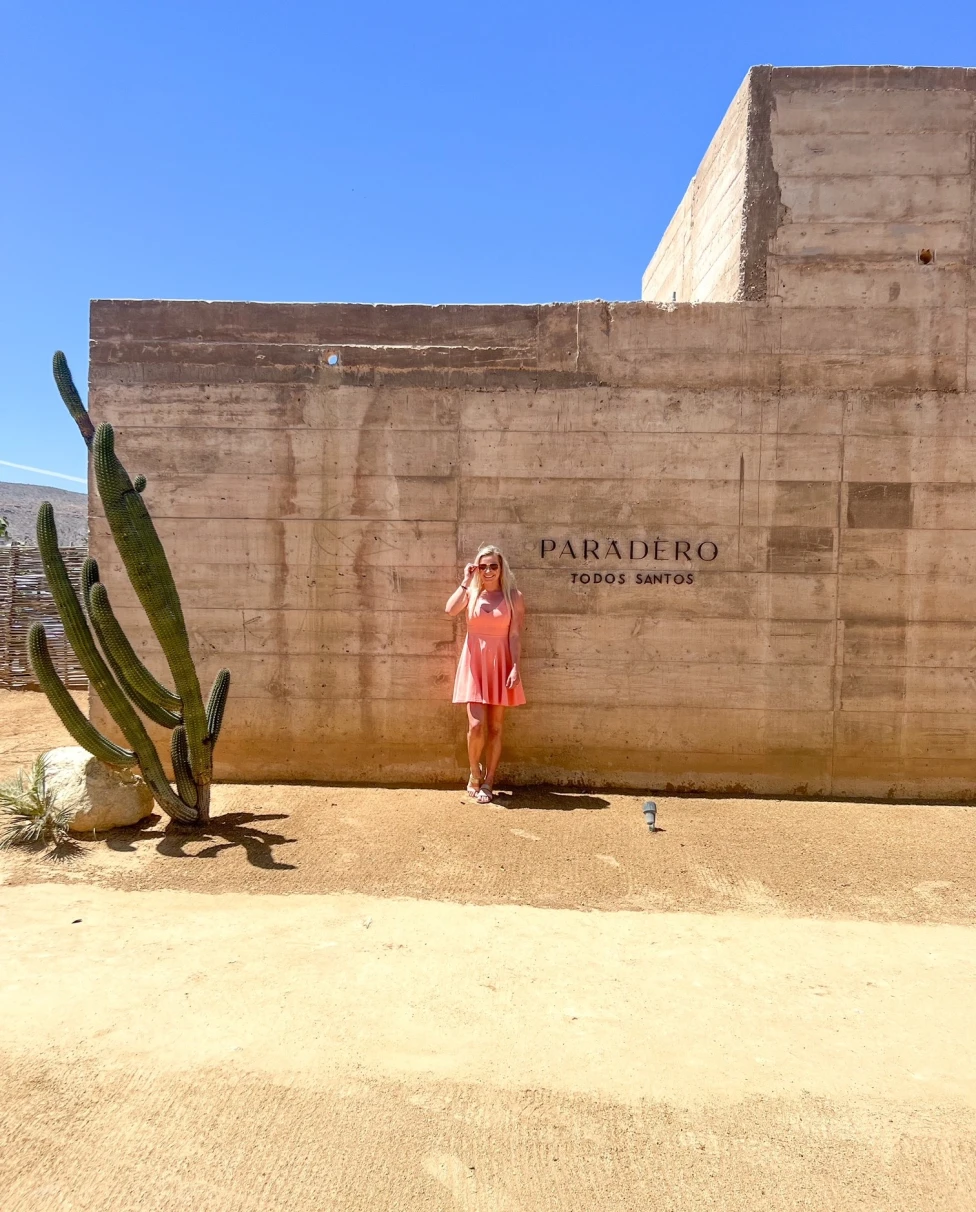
445, 545, 525, 803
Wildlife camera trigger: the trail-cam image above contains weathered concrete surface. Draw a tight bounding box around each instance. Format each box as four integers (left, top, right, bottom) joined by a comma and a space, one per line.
643, 65, 976, 304
642, 65, 783, 303
641, 69, 754, 303
87, 67, 976, 798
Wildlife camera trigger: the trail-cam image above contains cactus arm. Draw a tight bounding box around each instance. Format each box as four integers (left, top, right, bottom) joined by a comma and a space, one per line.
36, 502, 196, 823
53, 351, 95, 448
88, 583, 183, 728
206, 669, 231, 747
133, 475, 147, 493
83, 559, 182, 711
87, 582, 184, 730
92, 424, 211, 786
28, 624, 137, 766
83, 559, 181, 709
170, 727, 198, 808
81, 559, 183, 727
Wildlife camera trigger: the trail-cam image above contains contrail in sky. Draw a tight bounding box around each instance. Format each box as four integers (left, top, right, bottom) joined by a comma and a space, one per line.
0, 460, 87, 485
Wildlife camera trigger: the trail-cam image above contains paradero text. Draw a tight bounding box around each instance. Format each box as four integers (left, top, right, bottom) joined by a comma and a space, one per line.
540, 538, 718, 562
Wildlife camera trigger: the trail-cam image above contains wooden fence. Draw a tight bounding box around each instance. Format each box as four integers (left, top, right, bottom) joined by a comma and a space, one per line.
0, 546, 88, 690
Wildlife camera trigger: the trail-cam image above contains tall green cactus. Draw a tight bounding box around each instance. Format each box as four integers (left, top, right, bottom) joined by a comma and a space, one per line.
29, 353, 231, 825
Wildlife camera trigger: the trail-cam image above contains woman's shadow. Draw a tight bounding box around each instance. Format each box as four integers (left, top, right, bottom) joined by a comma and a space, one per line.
492, 789, 610, 811
106, 811, 298, 871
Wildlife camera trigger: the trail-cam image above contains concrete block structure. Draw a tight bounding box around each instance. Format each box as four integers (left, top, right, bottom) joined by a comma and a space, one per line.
90, 65, 976, 798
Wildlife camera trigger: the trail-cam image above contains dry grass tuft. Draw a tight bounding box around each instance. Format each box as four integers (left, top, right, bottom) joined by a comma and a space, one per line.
0, 756, 77, 854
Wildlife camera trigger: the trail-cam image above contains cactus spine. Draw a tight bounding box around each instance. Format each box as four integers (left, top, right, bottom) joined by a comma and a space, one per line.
29, 353, 230, 825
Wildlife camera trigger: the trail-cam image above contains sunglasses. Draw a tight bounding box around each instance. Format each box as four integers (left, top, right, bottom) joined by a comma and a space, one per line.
478, 563, 500, 572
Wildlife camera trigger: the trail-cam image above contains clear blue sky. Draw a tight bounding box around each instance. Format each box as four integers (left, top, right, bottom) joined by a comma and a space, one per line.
2, 0, 974, 489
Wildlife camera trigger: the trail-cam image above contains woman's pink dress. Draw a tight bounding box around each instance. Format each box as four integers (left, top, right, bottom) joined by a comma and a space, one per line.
453, 593, 526, 706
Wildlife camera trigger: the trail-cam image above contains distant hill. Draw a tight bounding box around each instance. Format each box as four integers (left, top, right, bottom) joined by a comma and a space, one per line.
0, 482, 88, 546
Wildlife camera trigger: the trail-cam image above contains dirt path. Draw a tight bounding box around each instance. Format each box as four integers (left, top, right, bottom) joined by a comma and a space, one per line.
0, 687, 82, 775
2, 883, 974, 1210
4, 883, 976, 1106
5, 1056, 972, 1212
2, 689, 975, 1208
5, 690, 976, 925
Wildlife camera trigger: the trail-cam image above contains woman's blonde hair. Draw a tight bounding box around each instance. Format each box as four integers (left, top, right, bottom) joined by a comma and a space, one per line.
467, 545, 518, 617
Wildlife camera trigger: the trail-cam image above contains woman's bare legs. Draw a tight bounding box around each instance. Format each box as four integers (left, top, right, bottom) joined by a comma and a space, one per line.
466, 703, 488, 799
482, 705, 505, 793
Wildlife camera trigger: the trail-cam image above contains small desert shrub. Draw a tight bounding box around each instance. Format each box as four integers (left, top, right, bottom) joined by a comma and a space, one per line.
0, 757, 76, 849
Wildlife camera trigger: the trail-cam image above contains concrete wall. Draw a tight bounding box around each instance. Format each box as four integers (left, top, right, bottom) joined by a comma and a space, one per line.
767, 67, 976, 308
641, 71, 753, 303
89, 273, 976, 798
86, 66, 976, 799
642, 65, 976, 305
642, 66, 781, 303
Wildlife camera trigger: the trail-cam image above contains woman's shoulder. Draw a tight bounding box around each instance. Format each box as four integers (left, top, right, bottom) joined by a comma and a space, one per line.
512, 588, 526, 610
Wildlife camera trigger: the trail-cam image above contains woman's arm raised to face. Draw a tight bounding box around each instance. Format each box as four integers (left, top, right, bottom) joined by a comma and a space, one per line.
445, 564, 477, 615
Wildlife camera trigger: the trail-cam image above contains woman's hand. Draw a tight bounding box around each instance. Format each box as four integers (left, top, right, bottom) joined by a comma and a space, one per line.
506, 665, 520, 689
446, 566, 477, 614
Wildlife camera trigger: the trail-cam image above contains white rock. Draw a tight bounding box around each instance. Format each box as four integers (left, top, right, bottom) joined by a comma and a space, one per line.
41, 746, 154, 834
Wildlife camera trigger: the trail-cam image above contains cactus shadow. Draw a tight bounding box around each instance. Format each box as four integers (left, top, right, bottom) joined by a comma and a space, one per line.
158, 812, 298, 870
107, 811, 298, 870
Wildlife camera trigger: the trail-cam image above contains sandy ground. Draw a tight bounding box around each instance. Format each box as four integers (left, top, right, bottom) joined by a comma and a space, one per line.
0, 687, 88, 776
2, 689, 975, 1210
